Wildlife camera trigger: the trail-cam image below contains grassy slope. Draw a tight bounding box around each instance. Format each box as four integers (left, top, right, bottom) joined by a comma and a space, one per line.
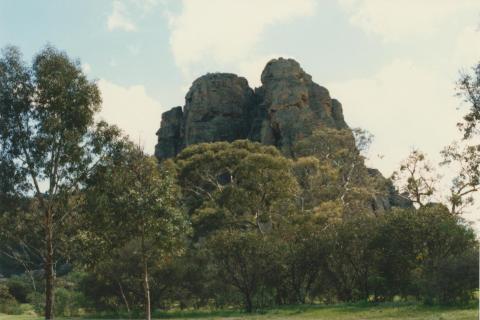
0, 302, 478, 320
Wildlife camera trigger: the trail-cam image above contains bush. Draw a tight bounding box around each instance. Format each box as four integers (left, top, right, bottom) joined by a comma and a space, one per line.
27, 291, 44, 315
26, 287, 86, 317
0, 283, 21, 315
426, 247, 479, 305
55, 287, 85, 317
6, 275, 34, 303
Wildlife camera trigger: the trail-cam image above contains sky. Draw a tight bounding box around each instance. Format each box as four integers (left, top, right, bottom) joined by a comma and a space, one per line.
1, 0, 479, 225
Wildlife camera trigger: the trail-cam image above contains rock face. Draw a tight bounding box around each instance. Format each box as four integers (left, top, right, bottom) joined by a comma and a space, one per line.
184, 73, 254, 146
155, 73, 255, 159
252, 58, 347, 155
155, 57, 412, 212
155, 58, 347, 159
155, 107, 183, 160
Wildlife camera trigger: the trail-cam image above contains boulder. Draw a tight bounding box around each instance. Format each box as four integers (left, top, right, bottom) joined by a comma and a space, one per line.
183, 73, 255, 145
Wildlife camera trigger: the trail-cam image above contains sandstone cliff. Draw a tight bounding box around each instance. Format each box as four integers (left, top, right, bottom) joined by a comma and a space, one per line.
155, 58, 347, 159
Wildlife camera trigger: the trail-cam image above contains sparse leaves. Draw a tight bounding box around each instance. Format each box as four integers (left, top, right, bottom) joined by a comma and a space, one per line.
392, 150, 438, 207
440, 142, 480, 214
456, 62, 480, 139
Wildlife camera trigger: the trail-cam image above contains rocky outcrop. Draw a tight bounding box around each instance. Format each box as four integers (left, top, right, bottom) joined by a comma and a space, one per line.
183, 73, 255, 146
154, 57, 412, 211
252, 58, 347, 155
155, 73, 255, 159
367, 168, 413, 213
155, 107, 183, 160
155, 58, 347, 159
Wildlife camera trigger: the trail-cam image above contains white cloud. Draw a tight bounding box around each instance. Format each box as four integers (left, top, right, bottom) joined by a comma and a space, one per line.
327, 60, 462, 176
338, 0, 480, 42
132, 0, 159, 13
107, 1, 137, 32
97, 80, 165, 154
107, 0, 161, 32
168, 0, 315, 80
328, 60, 480, 227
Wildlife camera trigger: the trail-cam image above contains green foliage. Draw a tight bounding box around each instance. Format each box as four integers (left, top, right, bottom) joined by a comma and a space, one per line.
25, 292, 43, 316
456, 61, 480, 139
1, 47, 478, 318
375, 206, 478, 304
392, 150, 437, 207
271, 222, 326, 304
430, 248, 479, 305
0, 196, 45, 280
82, 146, 188, 258
81, 145, 190, 319
0, 45, 103, 197
206, 230, 280, 312
441, 143, 480, 214
176, 140, 298, 237
412, 205, 478, 304
5, 276, 33, 304
292, 156, 339, 211
53, 287, 82, 317
293, 127, 387, 216
0, 283, 21, 315
0, 45, 128, 318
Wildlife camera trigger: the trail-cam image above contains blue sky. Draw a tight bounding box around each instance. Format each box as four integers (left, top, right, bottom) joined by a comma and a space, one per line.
1, 0, 480, 223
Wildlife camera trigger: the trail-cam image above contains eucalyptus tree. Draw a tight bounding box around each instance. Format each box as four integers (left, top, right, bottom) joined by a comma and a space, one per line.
457, 62, 479, 139
175, 140, 298, 237
82, 145, 189, 320
391, 150, 438, 208
0, 45, 125, 319
444, 61, 480, 213
206, 230, 279, 312
440, 143, 480, 214
393, 146, 479, 215
293, 127, 385, 216
392, 62, 480, 215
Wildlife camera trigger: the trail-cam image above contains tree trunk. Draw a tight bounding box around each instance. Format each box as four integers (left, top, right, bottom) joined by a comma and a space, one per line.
44, 210, 54, 320
143, 259, 151, 320
244, 292, 253, 313
141, 228, 151, 320
117, 280, 131, 315
28, 270, 37, 293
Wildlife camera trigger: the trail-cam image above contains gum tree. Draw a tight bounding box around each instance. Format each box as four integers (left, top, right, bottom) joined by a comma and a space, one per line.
0, 46, 124, 319
82, 146, 189, 320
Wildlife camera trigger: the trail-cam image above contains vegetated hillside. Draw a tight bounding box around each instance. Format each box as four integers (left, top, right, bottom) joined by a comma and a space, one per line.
155, 58, 411, 214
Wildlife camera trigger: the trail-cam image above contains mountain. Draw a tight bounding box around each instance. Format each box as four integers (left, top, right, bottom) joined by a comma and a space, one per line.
155, 57, 411, 212
155, 58, 348, 159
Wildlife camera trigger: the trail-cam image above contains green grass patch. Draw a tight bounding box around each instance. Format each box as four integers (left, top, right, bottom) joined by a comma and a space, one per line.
0, 301, 478, 320
151, 302, 479, 320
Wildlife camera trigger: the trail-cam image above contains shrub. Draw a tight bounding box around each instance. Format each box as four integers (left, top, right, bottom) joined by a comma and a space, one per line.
6, 275, 34, 303
427, 247, 479, 305
27, 291, 44, 315
0, 283, 21, 315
